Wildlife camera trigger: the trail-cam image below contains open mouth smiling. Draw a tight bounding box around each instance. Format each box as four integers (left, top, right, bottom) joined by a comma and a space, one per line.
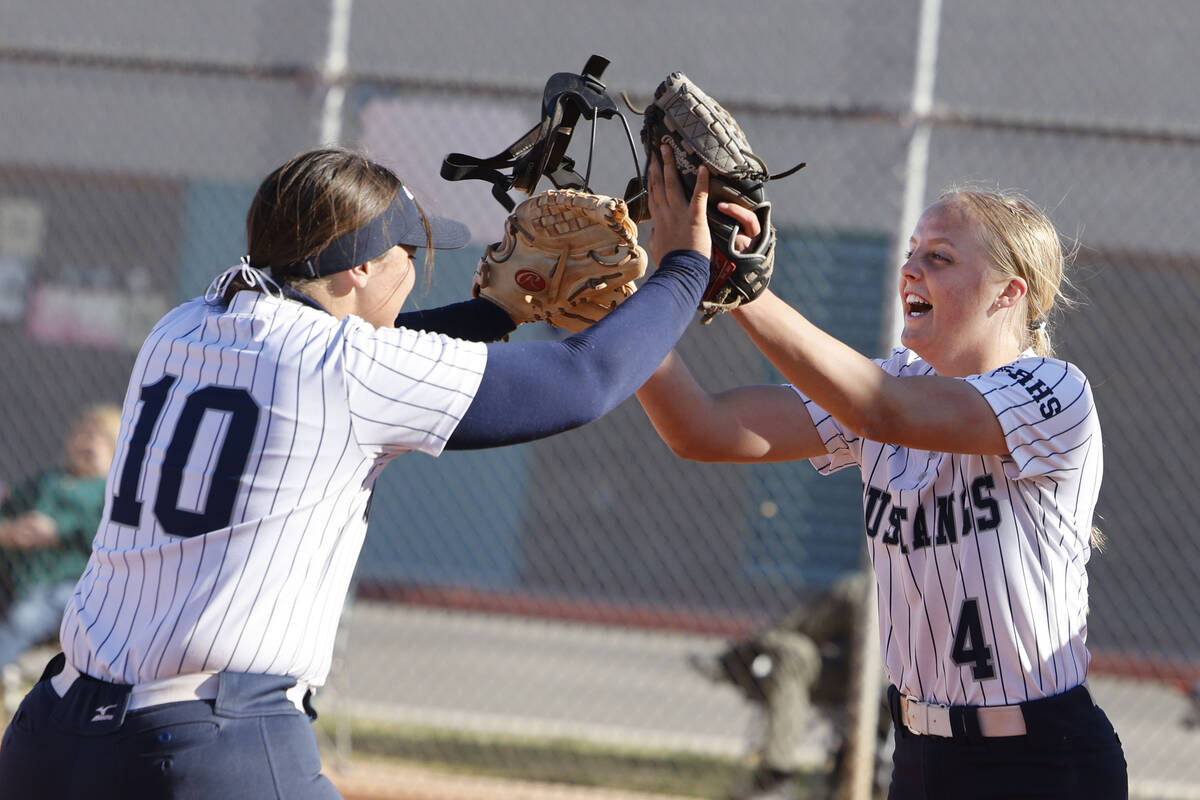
905, 292, 932, 317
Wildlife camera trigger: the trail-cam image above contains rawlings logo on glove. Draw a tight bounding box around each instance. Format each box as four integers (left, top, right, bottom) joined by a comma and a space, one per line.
473, 189, 647, 332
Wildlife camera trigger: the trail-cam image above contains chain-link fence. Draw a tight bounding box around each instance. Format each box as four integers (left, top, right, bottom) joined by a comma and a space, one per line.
1, 1, 1197, 798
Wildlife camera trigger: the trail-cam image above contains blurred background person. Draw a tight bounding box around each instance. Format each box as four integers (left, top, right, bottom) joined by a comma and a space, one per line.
0, 404, 120, 668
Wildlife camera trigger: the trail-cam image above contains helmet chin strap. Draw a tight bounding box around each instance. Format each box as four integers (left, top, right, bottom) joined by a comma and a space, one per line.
440, 54, 642, 211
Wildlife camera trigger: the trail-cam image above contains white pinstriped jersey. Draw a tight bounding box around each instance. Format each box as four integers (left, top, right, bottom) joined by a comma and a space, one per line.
60, 290, 487, 688
795, 348, 1102, 706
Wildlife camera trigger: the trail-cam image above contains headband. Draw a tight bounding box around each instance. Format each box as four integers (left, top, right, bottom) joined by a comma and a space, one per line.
274, 186, 471, 279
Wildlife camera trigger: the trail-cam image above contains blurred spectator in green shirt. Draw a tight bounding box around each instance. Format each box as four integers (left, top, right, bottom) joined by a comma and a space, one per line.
0, 404, 120, 667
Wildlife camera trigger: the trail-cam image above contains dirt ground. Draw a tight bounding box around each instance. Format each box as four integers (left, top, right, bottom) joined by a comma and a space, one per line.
328, 759, 698, 800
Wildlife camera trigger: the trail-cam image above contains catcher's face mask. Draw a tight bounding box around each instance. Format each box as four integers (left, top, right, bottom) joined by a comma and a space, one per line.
440, 55, 643, 212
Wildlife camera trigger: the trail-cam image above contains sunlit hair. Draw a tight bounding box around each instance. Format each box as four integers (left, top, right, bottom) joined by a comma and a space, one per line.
224, 147, 434, 302
938, 188, 1076, 357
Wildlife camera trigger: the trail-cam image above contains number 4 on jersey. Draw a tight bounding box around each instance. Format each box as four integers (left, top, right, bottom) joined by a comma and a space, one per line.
952, 598, 996, 680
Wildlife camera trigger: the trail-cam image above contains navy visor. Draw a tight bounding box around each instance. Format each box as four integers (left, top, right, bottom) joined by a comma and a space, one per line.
301, 185, 471, 277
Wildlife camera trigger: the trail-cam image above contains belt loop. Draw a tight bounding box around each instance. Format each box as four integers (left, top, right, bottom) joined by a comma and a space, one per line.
214, 672, 303, 718
887, 685, 907, 738
950, 705, 983, 742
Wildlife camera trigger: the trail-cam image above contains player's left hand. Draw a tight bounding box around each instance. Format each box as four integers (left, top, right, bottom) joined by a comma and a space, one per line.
646, 145, 711, 266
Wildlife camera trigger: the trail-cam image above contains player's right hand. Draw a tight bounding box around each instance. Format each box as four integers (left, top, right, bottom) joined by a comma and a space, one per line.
647, 145, 711, 265
716, 200, 763, 253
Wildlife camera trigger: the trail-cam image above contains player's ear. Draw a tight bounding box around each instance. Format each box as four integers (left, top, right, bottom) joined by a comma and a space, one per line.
995, 276, 1027, 309
344, 262, 372, 289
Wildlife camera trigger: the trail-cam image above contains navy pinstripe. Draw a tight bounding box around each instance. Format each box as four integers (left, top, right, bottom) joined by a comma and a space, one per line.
58, 292, 488, 687
797, 348, 1101, 705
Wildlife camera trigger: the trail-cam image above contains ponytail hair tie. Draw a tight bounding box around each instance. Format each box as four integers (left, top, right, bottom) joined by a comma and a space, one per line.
205, 255, 284, 303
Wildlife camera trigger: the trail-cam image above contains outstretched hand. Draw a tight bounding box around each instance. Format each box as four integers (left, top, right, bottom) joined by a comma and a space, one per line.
647, 145, 711, 265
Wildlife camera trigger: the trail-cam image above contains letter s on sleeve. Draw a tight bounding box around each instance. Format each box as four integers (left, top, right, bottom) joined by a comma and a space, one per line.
1039, 397, 1062, 418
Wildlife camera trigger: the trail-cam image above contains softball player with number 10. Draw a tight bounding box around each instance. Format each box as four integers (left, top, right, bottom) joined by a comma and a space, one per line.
0, 146, 714, 798
636, 190, 1128, 799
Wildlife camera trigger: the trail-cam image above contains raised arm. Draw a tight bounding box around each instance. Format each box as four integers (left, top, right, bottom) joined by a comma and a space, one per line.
635, 351, 825, 462
730, 289, 1006, 454
446, 150, 713, 449
712, 196, 1007, 455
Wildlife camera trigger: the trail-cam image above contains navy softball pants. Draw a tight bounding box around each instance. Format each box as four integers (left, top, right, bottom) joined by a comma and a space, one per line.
0, 656, 341, 799
886, 684, 1128, 800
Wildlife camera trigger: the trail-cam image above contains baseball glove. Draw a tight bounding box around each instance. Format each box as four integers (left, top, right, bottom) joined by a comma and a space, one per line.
473, 189, 647, 332
629, 72, 804, 324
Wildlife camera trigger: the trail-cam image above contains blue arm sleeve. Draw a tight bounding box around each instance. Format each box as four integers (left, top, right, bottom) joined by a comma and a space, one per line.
446, 250, 708, 450
394, 297, 516, 342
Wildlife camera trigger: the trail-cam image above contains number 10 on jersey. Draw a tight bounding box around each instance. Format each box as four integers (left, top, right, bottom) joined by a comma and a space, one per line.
110, 375, 261, 538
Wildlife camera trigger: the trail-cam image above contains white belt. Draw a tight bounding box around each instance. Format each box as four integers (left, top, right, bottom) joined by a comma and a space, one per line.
50, 660, 309, 713
899, 694, 1027, 738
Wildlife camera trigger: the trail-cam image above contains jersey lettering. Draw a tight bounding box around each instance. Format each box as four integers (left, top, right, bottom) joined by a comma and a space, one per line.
995, 364, 1061, 418
111, 377, 261, 537
864, 486, 891, 537
970, 475, 1001, 531
1026, 379, 1052, 402
959, 489, 974, 538
881, 506, 909, 552
934, 494, 958, 544
999, 365, 1033, 385
910, 504, 931, 550
863, 476, 1004, 549
952, 598, 996, 680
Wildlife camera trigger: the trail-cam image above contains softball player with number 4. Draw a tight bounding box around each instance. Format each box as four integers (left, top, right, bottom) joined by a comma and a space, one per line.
636, 190, 1127, 799
0, 146, 713, 799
